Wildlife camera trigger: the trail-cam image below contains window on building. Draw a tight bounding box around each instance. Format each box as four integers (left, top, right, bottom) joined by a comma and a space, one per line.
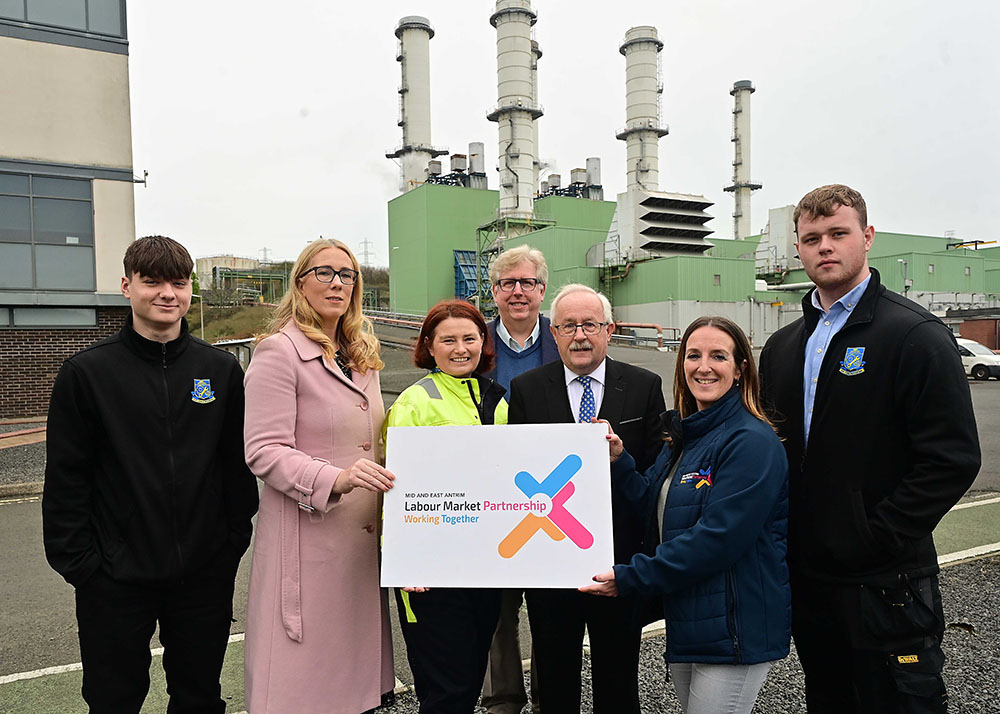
713, 274, 722, 286
966, 266, 972, 276
0, 0, 124, 38
928, 264, 935, 274
0, 172, 95, 292
11, 307, 97, 327
86, 0, 122, 36
0, 0, 24, 20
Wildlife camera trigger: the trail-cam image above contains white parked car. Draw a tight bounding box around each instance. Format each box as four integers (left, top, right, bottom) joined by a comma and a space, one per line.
956, 338, 1000, 380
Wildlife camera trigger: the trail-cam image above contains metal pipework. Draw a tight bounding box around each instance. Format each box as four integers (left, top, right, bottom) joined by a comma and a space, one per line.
616, 26, 668, 191
531, 39, 543, 194
487, 0, 542, 219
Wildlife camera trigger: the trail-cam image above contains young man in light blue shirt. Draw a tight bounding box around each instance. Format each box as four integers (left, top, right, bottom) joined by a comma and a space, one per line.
760, 184, 979, 713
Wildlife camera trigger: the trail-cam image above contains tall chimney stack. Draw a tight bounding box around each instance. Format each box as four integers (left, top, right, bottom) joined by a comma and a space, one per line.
616, 26, 668, 191
723, 80, 761, 239
386, 16, 446, 192
487, 0, 542, 219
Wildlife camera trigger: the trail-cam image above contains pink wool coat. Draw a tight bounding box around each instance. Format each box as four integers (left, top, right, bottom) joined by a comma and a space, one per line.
243, 322, 394, 714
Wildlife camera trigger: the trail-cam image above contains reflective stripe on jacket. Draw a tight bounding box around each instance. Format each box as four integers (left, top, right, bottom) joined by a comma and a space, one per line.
384, 370, 507, 622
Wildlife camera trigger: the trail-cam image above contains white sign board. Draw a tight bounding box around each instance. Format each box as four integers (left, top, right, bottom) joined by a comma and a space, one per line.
381, 423, 615, 588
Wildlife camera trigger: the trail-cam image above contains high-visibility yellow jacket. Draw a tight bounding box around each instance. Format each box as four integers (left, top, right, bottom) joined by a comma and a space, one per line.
384, 370, 508, 430
383, 370, 507, 622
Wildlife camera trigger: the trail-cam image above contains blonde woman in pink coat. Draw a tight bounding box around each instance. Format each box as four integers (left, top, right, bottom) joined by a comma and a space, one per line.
244, 239, 396, 714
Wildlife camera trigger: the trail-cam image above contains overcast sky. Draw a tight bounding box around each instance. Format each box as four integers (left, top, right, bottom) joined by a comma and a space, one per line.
126, 1, 999, 265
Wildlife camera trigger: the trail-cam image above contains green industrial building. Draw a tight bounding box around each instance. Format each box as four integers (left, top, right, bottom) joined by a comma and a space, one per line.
387, 182, 1000, 344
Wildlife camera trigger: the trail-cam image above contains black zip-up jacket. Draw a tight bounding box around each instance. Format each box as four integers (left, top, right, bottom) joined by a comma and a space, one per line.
759, 268, 980, 584
43, 315, 259, 587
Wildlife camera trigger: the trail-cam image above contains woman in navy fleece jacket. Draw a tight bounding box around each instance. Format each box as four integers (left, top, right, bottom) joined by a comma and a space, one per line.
582, 316, 790, 714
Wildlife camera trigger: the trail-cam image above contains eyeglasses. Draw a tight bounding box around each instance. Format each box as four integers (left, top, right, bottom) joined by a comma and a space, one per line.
300, 266, 359, 285
553, 321, 609, 337
495, 278, 543, 292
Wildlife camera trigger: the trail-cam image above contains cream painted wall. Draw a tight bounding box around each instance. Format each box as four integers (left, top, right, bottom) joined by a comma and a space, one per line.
0, 37, 132, 168
93, 179, 136, 293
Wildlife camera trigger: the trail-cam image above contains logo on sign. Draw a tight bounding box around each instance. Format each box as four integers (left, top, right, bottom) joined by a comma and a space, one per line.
498, 454, 594, 558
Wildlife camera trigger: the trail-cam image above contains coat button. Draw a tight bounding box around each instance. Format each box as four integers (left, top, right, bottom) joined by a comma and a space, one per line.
364, 523, 375, 533
360, 402, 369, 411
362, 440, 372, 451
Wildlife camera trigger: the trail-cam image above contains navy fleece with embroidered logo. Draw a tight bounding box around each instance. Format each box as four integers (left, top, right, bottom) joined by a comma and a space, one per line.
43, 314, 258, 587
611, 387, 790, 664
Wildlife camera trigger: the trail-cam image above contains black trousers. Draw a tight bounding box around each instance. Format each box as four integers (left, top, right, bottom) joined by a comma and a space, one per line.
792, 573, 948, 714
524, 588, 641, 714
74, 563, 237, 714
395, 587, 503, 714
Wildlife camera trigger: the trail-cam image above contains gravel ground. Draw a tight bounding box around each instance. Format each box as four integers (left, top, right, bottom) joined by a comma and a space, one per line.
5, 344, 996, 711
373, 556, 1000, 713
0, 442, 44, 486
0, 423, 43, 434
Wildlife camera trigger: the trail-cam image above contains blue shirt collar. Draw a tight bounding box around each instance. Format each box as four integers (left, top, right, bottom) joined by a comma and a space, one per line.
810, 274, 871, 315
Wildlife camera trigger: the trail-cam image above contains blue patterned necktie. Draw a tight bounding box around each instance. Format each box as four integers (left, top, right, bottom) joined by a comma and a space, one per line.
577, 375, 596, 423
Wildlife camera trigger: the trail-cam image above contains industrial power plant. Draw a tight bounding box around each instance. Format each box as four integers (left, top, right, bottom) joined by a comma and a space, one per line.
385, 0, 1000, 345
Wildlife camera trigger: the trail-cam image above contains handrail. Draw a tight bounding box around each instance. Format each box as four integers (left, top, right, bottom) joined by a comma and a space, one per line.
615, 321, 680, 349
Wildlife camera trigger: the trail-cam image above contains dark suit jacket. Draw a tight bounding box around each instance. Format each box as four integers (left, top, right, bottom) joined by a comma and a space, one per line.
508, 358, 666, 564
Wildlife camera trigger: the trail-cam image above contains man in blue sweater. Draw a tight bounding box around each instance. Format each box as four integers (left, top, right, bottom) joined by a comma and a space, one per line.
480, 245, 559, 714
482, 245, 560, 394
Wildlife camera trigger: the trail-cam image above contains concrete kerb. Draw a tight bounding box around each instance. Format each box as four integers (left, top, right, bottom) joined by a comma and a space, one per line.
0, 481, 44, 498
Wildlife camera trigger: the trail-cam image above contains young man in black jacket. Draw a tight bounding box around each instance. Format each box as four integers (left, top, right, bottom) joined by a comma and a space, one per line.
43, 236, 259, 714
759, 185, 980, 713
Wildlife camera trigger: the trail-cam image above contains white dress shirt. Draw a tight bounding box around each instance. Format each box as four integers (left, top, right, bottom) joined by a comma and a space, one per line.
564, 360, 607, 422
496, 318, 541, 352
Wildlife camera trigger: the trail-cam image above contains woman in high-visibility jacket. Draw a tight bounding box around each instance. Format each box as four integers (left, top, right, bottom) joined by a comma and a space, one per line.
384, 299, 507, 713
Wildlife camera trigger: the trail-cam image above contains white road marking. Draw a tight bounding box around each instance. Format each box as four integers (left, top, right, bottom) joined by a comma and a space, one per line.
2, 497, 997, 689
0, 661, 83, 684
0, 633, 246, 685
939, 542, 1000, 565
0, 496, 41, 506
950, 496, 1000, 511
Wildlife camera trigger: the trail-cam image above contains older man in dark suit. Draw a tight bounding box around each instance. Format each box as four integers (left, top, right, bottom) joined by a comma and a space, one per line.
508, 283, 665, 714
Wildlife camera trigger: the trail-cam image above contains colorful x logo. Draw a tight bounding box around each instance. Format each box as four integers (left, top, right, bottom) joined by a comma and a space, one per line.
498, 454, 594, 558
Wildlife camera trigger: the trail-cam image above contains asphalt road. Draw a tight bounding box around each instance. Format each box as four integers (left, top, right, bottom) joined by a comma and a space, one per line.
1, 341, 996, 711
3, 492, 997, 713
2, 384, 997, 677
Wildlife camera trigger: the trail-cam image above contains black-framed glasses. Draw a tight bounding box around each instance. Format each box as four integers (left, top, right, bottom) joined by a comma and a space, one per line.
495, 278, 543, 292
554, 321, 609, 337
300, 266, 359, 285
